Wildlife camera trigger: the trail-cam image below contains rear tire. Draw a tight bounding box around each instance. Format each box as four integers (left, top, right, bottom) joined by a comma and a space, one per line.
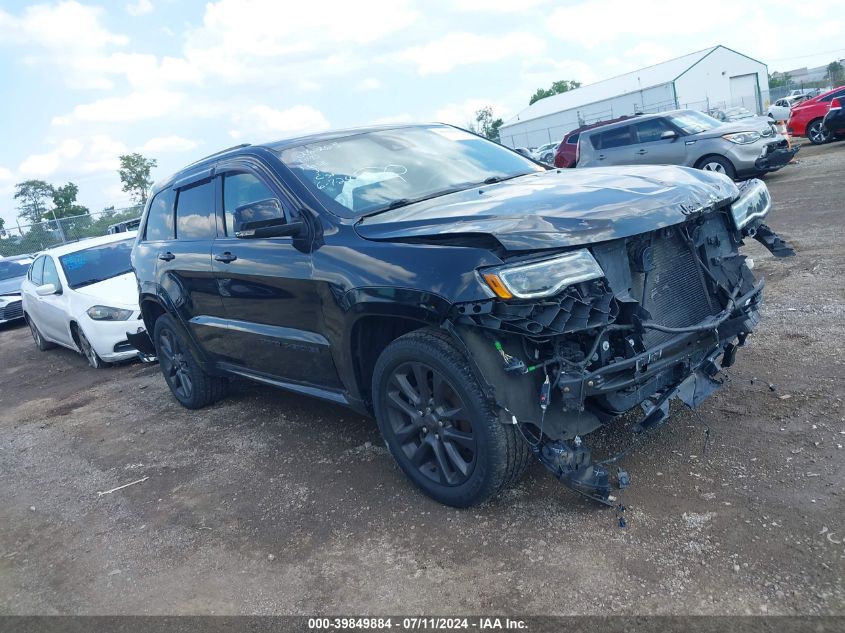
695, 155, 736, 180
27, 317, 55, 351
373, 328, 531, 507
806, 119, 831, 145
153, 314, 228, 409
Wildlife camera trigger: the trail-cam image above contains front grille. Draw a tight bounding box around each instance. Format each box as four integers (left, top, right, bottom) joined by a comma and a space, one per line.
641, 230, 716, 346
0, 300, 23, 321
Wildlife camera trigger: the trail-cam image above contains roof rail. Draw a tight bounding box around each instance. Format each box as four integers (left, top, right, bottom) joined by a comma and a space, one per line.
185, 143, 251, 168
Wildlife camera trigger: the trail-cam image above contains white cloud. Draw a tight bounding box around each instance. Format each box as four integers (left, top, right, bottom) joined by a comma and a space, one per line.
392, 32, 544, 75
19, 139, 84, 177
125, 0, 154, 16
229, 104, 330, 141
17, 135, 128, 181
0, 167, 12, 182
54, 90, 184, 124
623, 42, 676, 67
140, 136, 199, 153
0, 1, 127, 50
455, 0, 548, 11
357, 77, 382, 91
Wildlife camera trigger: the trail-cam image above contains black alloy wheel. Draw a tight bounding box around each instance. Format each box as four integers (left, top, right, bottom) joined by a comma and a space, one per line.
158, 327, 193, 400
373, 329, 531, 507
153, 314, 228, 409
384, 360, 477, 486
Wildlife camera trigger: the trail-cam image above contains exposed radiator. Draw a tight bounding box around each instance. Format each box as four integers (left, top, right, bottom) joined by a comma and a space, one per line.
641, 230, 715, 347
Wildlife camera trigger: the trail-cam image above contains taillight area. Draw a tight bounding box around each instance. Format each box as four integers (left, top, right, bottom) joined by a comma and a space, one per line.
831, 98, 842, 110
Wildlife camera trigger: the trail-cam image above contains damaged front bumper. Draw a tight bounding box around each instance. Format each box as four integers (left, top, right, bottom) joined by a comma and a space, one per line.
755, 143, 799, 172
449, 209, 793, 505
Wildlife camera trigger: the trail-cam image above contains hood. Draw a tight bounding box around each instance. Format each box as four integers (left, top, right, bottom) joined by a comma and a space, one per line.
74, 271, 139, 308
695, 118, 775, 138
355, 165, 738, 251
0, 276, 25, 296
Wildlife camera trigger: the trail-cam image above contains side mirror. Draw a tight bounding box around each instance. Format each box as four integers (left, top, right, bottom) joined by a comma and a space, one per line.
660, 130, 678, 140
233, 198, 303, 239
35, 283, 59, 296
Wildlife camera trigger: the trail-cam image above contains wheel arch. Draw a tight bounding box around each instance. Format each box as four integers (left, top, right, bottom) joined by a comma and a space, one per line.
340, 288, 453, 413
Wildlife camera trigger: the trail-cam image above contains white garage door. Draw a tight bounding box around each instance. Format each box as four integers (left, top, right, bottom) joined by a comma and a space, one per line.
730, 74, 761, 112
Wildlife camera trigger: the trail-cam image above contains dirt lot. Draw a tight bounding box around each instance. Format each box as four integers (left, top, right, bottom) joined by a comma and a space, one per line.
1, 140, 843, 616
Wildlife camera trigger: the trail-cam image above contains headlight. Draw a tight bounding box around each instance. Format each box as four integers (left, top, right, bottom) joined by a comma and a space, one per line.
482, 250, 604, 299
730, 180, 771, 229
86, 305, 133, 321
722, 131, 761, 144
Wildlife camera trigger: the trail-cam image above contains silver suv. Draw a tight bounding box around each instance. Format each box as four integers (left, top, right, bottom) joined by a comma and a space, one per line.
576, 109, 797, 179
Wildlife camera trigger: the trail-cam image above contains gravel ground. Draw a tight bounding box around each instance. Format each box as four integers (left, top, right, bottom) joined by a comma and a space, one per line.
1, 140, 843, 616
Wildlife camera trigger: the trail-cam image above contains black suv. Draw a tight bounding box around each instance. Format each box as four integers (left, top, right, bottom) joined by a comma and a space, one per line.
130, 124, 793, 507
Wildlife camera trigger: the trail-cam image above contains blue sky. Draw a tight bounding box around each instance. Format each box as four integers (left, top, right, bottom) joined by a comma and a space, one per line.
1, 0, 843, 226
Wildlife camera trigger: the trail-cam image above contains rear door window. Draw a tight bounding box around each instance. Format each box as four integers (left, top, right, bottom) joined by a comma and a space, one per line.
144, 189, 175, 241
593, 126, 634, 149
175, 180, 216, 240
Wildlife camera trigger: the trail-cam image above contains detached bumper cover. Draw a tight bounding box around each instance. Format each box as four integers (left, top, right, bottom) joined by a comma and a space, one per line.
755, 144, 798, 172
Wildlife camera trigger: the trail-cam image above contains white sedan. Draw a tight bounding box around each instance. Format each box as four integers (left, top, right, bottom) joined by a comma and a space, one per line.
21, 232, 146, 368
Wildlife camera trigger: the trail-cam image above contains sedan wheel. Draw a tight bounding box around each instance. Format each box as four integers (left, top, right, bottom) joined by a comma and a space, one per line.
77, 328, 103, 369
807, 120, 831, 145
28, 319, 55, 351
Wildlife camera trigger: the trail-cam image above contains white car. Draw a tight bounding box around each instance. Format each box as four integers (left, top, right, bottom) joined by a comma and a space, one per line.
21, 232, 146, 368
768, 95, 807, 122
0, 255, 33, 325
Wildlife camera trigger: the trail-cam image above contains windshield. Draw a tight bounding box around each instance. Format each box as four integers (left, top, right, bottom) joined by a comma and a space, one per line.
277, 125, 544, 216
0, 259, 31, 281
725, 107, 754, 120
58, 238, 134, 289
666, 111, 722, 135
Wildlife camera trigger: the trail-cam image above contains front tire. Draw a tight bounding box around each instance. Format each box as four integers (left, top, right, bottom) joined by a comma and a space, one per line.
696, 155, 736, 180
76, 326, 104, 369
807, 119, 831, 145
153, 314, 228, 409
373, 329, 531, 507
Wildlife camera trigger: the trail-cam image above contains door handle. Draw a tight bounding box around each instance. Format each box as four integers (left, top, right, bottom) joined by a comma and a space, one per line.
214, 252, 238, 263
636, 149, 648, 155
158, 251, 175, 261
597, 154, 606, 160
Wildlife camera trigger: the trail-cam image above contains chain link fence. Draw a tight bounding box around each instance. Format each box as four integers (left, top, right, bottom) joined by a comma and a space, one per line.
0, 205, 142, 258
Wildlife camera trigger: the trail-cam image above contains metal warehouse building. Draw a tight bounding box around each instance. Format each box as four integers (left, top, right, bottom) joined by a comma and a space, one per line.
500, 45, 769, 149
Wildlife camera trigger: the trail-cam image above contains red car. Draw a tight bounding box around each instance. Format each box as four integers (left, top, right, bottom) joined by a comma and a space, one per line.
787, 85, 845, 144
553, 116, 634, 168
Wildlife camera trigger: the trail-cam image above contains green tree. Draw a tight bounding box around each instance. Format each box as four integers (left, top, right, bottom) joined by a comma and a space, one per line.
118, 153, 157, 205
51, 182, 90, 219
14, 180, 54, 223
828, 61, 844, 85
51, 182, 92, 239
529, 79, 582, 105
473, 106, 504, 142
